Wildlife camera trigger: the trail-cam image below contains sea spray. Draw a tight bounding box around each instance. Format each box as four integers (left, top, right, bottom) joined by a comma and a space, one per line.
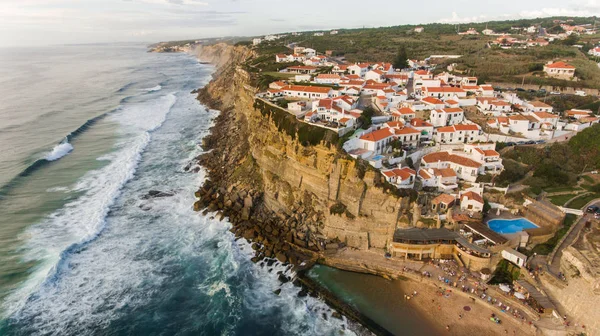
44, 141, 73, 161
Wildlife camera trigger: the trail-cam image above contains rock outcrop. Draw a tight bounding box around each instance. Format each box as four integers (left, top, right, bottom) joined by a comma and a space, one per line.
191, 43, 414, 265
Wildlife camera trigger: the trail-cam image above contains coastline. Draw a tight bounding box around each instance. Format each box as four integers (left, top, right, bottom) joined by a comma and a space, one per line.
187, 44, 537, 336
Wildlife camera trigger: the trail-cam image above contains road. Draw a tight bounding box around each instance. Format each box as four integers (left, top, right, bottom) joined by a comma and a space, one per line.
548, 199, 600, 276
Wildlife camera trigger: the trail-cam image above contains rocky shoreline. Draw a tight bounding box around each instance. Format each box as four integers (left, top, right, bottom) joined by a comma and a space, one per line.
189, 46, 394, 335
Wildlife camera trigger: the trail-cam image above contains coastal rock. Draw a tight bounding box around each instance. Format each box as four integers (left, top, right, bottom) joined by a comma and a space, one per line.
142, 190, 175, 199
275, 252, 288, 263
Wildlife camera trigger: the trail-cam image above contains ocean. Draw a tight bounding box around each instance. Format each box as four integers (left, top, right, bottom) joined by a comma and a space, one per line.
0, 44, 356, 335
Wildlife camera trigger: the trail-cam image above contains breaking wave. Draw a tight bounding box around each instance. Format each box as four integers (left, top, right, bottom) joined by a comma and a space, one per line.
44, 142, 73, 161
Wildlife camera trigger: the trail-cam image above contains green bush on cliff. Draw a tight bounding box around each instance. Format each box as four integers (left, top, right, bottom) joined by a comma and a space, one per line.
330, 202, 347, 215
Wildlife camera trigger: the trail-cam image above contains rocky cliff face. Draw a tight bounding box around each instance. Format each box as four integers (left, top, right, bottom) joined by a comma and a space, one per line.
193, 44, 414, 258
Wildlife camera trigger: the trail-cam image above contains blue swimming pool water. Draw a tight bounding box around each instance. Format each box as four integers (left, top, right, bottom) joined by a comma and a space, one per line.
487, 218, 538, 234
371, 155, 384, 161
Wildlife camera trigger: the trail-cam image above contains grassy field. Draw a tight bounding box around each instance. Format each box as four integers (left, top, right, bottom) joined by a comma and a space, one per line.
549, 194, 578, 206
568, 193, 600, 209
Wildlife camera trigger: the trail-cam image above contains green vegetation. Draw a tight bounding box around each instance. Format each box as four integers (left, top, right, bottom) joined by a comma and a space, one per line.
500, 124, 600, 194
568, 193, 600, 209
529, 214, 577, 255
548, 194, 578, 206
489, 259, 521, 284
393, 46, 409, 69
358, 107, 376, 129
253, 99, 338, 147
330, 201, 348, 215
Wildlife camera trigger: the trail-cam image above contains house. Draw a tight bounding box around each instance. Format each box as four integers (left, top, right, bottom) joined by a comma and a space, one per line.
414, 27, 424, 33
421, 151, 484, 182
422, 97, 446, 110
252, 38, 262, 45
478, 85, 495, 97
566, 109, 593, 119
464, 144, 503, 174
422, 87, 467, 99
414, 69, 433, 80
295, 74, 311, 82
313, 32, 324, 36
460, 191, 484, 212
430, 108, 464, 127
364, 69, 386, 82
588, 47, 600, 57
433, 124, 482, 144
269, 81, 287, 90
393, 127, 421, 147
358, 128, 395, 154
477, 98, 512, 115
382, 167, 417, 189
302, 48, 316, 57
391, 107, 416, 122
332, 64, 349, 74
286, 65, 317, 74
330, 30, 339, 35
281, 85, 333, 99
314, 74, 341, 85
275, 54, 292, 63
525, 101, 553, 113
458, 28, 479, 35
444, 100, 460, 108
266, 89, 283, 98
333, 95, 358, 111
543, 61, 575, 79
385, 73, 409, 85
501, 248, 527, 267
348, 63, 370, 77
431, 194, 456, 213
409, 118, 434, 140
482, 28, 495, 35
529, 112, 559, 128
419, 168, 458, 192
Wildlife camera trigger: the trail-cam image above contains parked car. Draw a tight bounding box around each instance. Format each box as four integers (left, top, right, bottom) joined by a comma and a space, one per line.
591, 170, 598, 174
535, 140, 546, 144
525, 140, 535, 145
506, 142, 516, 147
575, 90, 587, 97
516, 88, 526, 92
517, 141, 527, 145
586, 205, 599, 213
550, 91, 561, 95
539, 89, 547, 94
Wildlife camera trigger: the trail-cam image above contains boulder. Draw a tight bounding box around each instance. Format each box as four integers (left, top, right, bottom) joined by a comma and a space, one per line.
275, 252, 288, 263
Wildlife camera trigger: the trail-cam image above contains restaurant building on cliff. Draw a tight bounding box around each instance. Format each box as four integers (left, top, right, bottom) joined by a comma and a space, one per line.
388, 228, 502, 271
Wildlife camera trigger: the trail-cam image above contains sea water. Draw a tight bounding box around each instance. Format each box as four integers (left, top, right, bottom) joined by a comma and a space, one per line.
0, 44, 355, 335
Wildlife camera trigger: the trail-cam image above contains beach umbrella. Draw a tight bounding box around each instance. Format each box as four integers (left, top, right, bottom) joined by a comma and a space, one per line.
499, 284, 511, 292
463, 306, 471, 311
514, 292, 526, 300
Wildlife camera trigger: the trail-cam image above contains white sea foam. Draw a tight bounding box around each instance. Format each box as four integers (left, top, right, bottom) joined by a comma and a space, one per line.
45, 142, 73, 161
143, 85, 162, 92
3, 93, 177, 320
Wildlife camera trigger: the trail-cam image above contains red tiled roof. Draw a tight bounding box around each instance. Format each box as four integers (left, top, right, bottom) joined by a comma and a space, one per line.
283, 85, 332, 94
394, 127, 420, 135
397, 107, 416, 115
359, 128, 393, 142
410, 118, 433, 128
422, 97, 444, 105
422, 152, 481, 168
462, 191, 484, 204
453, 124, 480, 131
316, 74, 341, 79
432, 193, 456, 205
545, 61, 575, 69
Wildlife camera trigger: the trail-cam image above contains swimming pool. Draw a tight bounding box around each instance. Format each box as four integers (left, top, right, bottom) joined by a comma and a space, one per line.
487, 218, 539, 234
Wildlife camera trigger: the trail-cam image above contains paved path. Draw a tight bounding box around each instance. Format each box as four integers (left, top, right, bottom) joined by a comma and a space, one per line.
548, 199, 600, 276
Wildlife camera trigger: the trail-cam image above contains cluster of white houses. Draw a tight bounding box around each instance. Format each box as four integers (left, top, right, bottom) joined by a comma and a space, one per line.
260, 48, 599, 212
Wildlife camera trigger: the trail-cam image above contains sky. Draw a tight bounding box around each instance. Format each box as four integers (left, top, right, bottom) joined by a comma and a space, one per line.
1, 0, 599, 46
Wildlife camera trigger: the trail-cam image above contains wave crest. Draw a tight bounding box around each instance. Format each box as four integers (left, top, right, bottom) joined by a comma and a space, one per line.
45, 142, 73, 161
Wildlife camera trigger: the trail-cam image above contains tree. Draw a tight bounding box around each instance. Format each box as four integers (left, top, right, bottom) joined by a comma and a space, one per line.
393, 46, 409, 70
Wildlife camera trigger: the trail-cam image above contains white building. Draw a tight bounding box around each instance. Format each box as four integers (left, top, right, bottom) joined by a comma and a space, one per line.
430, 108, 464, 127
420, 151, 484, 182
434, 124, 482, 144
460, 191, 485, 212
358, 128, 395, 154
382, 167, 416, 189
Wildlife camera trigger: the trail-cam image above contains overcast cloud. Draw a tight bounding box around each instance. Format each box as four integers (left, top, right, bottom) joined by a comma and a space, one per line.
0, 0, 598, 46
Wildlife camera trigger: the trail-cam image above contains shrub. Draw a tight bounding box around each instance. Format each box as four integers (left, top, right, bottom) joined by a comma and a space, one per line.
330, 202, 347, 215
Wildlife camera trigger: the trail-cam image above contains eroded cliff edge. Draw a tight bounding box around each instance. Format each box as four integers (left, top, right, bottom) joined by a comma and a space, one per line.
192, 43, 416, 264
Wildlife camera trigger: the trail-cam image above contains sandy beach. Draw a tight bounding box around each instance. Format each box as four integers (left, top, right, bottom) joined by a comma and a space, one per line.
399, 280, 536, 336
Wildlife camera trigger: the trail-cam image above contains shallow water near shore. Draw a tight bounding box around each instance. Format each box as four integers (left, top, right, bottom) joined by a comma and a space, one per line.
309, 265, 443, 335
0, 44, 358, 335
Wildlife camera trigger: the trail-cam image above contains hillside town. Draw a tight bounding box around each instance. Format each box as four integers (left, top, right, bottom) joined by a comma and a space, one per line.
249, 29, 600, 334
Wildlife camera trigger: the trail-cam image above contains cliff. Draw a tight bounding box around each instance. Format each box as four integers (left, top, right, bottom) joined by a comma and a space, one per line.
192, 43, 416, 263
